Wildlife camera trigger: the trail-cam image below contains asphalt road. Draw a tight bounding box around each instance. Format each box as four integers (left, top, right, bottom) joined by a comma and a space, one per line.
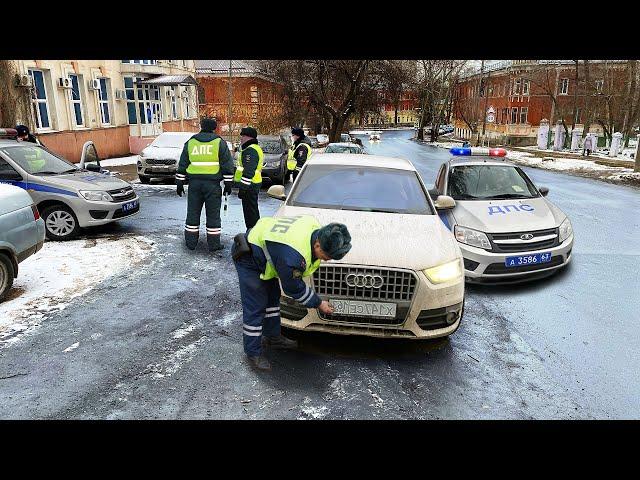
0, 130, 638, 419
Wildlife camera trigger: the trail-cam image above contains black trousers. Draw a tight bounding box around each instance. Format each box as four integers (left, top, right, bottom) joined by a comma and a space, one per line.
241, 186, 260, 230
184, 178, 222, 251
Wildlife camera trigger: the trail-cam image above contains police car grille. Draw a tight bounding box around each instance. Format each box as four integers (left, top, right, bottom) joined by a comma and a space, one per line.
312, 265, 417, 302
108, 187, 136, 202
146, 159, 176, 165
488, 228, 559, 253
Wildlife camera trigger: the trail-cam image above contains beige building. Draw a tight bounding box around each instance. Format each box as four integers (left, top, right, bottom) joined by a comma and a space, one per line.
11, 60, 199, 162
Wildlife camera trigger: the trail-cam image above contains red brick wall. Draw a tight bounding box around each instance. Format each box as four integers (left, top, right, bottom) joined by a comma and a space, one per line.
39, 126, 130, 163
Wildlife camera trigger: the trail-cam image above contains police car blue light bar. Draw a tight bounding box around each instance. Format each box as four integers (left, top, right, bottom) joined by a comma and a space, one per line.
450, 147, 507, 157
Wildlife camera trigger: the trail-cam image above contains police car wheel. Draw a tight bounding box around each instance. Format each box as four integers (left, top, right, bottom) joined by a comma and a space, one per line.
138, 175, 151, 184
42, 205, 80, 241
0, 254, 15, 302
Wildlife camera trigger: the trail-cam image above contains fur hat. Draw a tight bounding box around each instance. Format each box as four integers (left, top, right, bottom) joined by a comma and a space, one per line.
317, 223, 352, 260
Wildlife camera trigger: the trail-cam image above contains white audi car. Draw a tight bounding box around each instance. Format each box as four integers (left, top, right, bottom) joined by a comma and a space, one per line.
267, 153, 465, 339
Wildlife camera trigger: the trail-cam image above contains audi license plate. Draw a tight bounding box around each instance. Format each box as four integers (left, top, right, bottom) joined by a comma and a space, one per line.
151, 166, 170, 172
329, 299, 396, 318
122, 200, 138, 212
505, 252, 552, 268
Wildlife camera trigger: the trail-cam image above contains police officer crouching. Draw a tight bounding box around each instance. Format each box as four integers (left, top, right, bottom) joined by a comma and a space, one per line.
235, 127, 263, 229
232, 216, 352, 371
175, 117, 235, 251
287, 127, 313, 182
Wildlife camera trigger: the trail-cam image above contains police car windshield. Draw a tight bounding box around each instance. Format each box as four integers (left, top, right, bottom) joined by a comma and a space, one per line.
325, 145, 362, 154
448, 164, 538, 200
288, 164, 433, 214
258, 140, 283, 154
1, 145, 77, 175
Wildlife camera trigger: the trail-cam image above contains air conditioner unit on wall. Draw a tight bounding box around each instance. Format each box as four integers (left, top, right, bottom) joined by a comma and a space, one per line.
89, 79, 101, 90
15, 74, 32, 87
115, 89, 127, 101
58, 77, 72, 89
166, 89, 175, 98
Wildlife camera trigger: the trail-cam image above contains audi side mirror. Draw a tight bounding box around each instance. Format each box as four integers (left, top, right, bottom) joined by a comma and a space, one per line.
539, 186, 549, 197
267, 185, 286, 201
434, 195, 456, 210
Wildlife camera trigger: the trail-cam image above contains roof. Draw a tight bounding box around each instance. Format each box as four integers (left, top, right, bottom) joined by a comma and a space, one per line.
195, 60, 258, 75
307, 154, 415, 171
137, 74, 197, 86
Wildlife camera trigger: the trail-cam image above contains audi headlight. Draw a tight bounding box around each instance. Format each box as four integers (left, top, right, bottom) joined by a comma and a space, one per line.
424, 259, 463, 284
79, 190, 113, 202
559, 217, 573, 243
454, 225, 491, 250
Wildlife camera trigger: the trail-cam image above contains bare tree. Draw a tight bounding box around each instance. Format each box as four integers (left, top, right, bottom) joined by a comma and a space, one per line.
0, 60, 32, 128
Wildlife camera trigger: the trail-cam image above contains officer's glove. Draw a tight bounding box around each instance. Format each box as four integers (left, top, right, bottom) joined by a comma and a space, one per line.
223, 182, 233, 196
176, 180, 184, 197
238, 187, 247, 199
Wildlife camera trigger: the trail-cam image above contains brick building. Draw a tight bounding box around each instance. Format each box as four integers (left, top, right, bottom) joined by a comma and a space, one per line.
195, 60, 283, 137
452, 60, 628, 146
3, 60, 199, 161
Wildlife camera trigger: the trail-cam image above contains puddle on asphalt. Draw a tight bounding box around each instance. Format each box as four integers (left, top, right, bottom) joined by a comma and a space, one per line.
282, 327, 450, 361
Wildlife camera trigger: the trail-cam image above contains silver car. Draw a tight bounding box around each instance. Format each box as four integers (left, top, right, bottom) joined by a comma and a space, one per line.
137, 132, 194, 183
0, 184, 45, 301
0, 132, 139, 241
433, 151, 574, 284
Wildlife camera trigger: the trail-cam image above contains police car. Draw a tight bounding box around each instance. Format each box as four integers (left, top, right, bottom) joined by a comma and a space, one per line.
0, 128, 139, 241
433, 147, 574, 284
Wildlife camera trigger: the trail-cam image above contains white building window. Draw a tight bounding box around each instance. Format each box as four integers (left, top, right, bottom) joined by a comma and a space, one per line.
98, 78, 111, 125
519, 107, 528, 124
523, 80, 530, 96
560, 78, 569, 95
28, 69, 52, 130
183, 87, 193, 118
514, 79, 521, 95
170, 86, 178, 119
595, 79, 604, 92
122, 60, 158, 65
511, 107, 518, 124
69, 74, 84, 127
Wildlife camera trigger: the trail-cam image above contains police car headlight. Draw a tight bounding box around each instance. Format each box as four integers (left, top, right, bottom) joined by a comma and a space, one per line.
424, 259, 463, 284
79, 190, 113, 202
559, 217, 573, 243
454, 225, 492, 250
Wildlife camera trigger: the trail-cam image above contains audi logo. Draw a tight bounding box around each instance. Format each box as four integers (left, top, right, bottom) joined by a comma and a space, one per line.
520, 233, 534, 240
345, 274, 384, 288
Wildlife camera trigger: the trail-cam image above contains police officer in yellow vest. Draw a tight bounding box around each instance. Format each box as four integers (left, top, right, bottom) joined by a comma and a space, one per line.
234, 126, 263, 229
176, 117, 235, 251
287, 127, 313, 182
231, 216, 352, 370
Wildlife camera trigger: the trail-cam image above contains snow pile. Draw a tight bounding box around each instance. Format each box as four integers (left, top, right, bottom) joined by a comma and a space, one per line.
506, 151, 616, 172
100, 155, 140, 167
0, 235, 155, 345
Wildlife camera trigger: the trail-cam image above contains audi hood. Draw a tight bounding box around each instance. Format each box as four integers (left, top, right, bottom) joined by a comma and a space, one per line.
275, 205, 462, 271
451, 197, 567, 234
140, 146, 182, 161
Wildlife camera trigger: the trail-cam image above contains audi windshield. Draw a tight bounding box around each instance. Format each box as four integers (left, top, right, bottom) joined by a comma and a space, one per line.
288, 164, 434, 214
448, 164, 539, 201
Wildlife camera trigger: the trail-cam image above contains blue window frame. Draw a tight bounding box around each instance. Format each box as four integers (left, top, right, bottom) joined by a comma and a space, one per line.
28, 69, 51, 129
69, 74, 83, 127
98, 78, 110, 125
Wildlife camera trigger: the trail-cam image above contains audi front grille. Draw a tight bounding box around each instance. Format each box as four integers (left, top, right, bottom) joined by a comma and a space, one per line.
488, 228, 559, 253
145, 158, 176, 165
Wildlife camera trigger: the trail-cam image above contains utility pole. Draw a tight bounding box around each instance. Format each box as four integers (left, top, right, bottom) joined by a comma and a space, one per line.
227, 59, 233, 143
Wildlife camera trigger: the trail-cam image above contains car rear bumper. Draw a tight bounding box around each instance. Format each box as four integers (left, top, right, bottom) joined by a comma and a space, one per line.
461, 235, 574, 284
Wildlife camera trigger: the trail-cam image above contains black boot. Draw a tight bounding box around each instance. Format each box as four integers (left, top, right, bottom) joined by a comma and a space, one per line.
247, 354, 271, 371
262, 335, 298, 350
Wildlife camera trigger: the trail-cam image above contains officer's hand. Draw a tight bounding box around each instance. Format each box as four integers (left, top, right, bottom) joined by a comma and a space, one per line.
223, 183, 232, 196
176, 181, 184, 197
318, 300, 334, 315
238, 188, 246, 199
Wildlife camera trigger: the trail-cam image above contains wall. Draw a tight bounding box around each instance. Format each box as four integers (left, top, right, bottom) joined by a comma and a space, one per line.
40, 126, 130, 162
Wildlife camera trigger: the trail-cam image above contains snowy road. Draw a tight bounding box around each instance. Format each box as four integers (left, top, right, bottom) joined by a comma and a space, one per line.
0, 130, 638, 419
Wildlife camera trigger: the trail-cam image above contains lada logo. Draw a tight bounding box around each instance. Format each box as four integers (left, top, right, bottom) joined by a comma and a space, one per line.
345, 274, 384, 288
520, 233, 534, 240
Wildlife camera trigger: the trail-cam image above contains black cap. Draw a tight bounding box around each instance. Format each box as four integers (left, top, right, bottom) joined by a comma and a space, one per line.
291, 127, 305, 138
15, 124, 30, 136
200, 117, 217, 132
240, 127, 258, 139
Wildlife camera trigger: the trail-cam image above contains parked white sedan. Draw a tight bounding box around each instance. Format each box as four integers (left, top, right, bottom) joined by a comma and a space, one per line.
137, 132, 195, 183
267, 154, 465, 339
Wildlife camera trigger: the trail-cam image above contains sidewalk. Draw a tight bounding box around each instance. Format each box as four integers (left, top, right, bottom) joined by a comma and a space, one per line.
414, 136, 640, 189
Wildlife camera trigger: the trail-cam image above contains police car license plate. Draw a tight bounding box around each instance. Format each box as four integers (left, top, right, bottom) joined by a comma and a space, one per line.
505, 252, 552, 268
329, 299, 396, 318
122, 200, 138, 212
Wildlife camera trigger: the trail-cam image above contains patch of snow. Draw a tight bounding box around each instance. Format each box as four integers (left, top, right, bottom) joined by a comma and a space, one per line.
100, 155, 140, 167
298, 405, 328, 420
63, 342, 80, 353
0, 235, 155, 345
